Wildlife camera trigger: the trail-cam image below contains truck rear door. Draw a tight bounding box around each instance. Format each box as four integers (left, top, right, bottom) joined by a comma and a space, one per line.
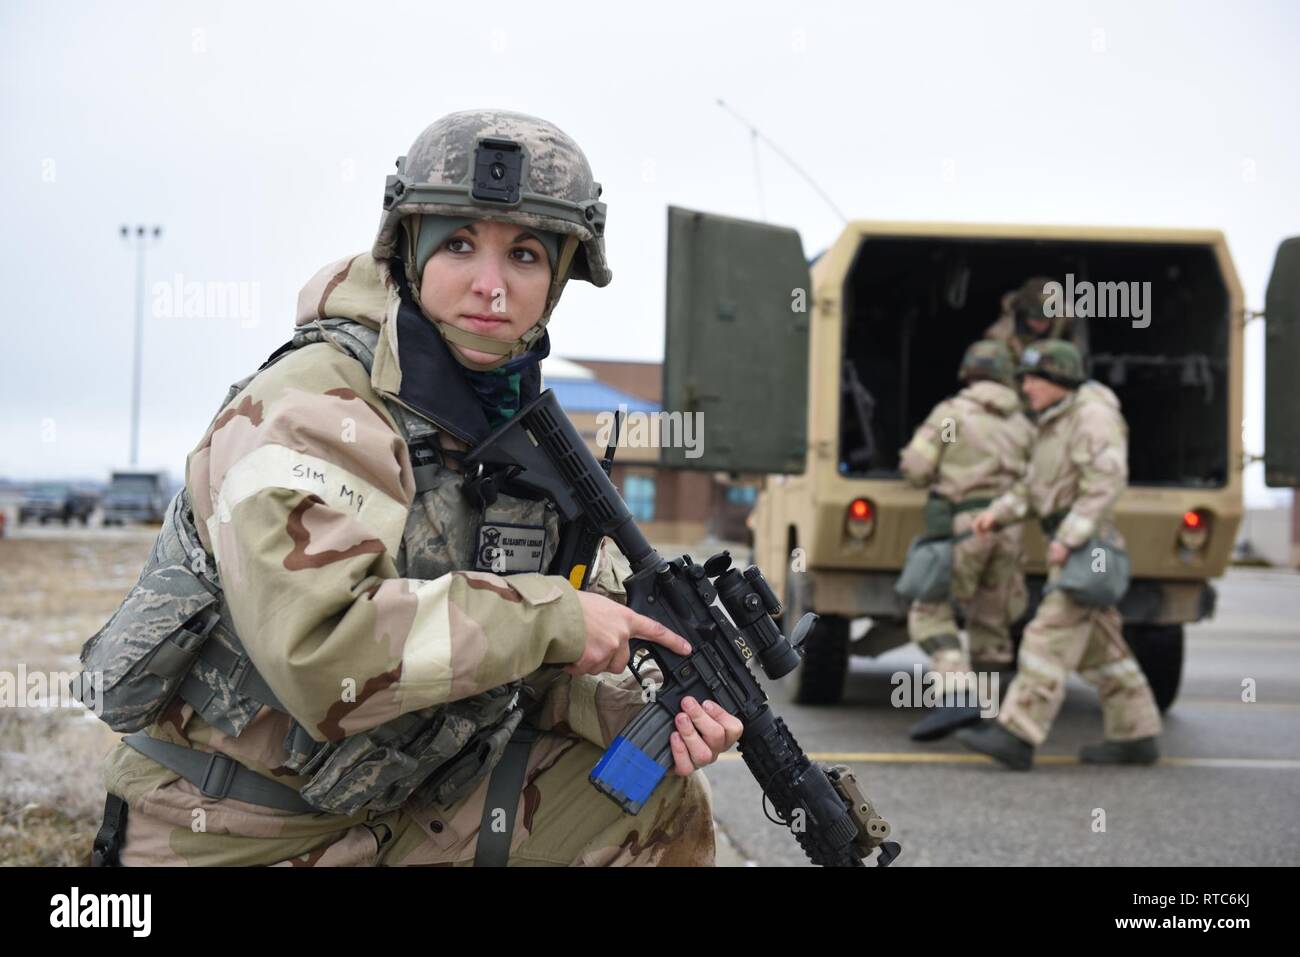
661, 206, 812, 474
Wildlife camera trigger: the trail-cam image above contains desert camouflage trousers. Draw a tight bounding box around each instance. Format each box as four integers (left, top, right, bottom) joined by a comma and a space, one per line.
908, 513, 1026, 682
997, 574, 1162, 746
104, 730, 716, 866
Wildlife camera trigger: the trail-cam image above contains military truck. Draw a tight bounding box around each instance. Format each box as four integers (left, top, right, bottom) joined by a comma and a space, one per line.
661, 208, 1300, 711
101, 470, 169, 525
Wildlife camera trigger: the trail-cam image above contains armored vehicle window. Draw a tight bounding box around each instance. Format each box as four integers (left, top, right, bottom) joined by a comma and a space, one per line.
838, 236, 1229, 488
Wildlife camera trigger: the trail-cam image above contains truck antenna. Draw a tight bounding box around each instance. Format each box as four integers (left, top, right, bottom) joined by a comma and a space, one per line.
716, 99, 848, 225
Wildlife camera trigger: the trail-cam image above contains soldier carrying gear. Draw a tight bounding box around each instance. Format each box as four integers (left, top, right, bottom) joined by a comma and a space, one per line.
897, 340, 1034, 741
985, 276, 1089, 364
83, 110, 732, 868
958, 339, 1162, 770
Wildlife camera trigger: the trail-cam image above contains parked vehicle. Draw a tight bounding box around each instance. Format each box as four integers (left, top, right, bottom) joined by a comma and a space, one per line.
662, 208, 1300, 711
101, 471, 169, 525
19, 483, 98, 525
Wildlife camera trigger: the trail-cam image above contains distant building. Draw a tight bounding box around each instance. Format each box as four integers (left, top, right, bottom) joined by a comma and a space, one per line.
546, 358, 759, 546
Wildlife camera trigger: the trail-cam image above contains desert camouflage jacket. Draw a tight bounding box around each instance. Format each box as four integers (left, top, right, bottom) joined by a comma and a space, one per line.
103, 253, 644, 814
899, 380, 1035, 504
989, 381, 1129, 549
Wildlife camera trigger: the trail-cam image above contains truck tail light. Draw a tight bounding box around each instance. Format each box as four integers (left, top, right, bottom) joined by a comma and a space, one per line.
846, 497, 875, 540
1178, 509, 1210, 551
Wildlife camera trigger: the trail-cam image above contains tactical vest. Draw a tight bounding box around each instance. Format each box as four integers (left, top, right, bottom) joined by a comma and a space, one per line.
79, 317, 562, 816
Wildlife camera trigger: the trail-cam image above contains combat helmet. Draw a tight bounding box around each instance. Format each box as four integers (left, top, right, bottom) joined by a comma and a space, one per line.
958, 339, 1015, 387
1017, 339, 1085, 388
373, 109, 610, 363
1012, 276, 1072, 341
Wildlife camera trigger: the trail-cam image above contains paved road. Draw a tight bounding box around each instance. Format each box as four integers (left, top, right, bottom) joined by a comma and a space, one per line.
12, 529, 1293, 866
705, 566, 1300, 866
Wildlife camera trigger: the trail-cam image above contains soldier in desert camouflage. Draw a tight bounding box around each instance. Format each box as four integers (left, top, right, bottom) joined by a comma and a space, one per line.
88, 110, 738, 866
898, 340, 1034, 741
985, 276, 1089, 365
958, 340, 1162, 770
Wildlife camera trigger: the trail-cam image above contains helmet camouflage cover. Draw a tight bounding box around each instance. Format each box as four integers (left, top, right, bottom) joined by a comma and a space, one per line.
1011, 276, 1072, 340
959, 338, 1015, 386
372, 109, 611, 362
1012, 276, 1053, 318
1017, 338, 1085, 388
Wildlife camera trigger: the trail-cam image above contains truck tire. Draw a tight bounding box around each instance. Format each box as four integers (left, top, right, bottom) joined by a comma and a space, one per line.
1123, 623, 1184, 713
784, 572, 850, 705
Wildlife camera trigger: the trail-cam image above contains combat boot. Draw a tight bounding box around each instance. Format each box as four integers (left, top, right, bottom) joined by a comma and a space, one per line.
1079, 737, 1159, 765
957, 721, 1034, 770
909, 705, 981, 742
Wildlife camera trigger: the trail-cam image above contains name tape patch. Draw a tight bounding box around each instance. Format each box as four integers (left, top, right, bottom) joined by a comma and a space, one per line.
475, 522, 547, 574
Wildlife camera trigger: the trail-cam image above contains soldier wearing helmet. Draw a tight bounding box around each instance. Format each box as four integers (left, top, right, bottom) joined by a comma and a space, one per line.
985, 276, 1089, 364
897, 339, 1034, 741
88, 111, 733, 867
959, 340, 1163, 769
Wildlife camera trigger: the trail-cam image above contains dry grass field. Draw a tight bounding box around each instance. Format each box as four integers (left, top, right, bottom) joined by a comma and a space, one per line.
0, 528, 154, 866
0, 528, 747, 867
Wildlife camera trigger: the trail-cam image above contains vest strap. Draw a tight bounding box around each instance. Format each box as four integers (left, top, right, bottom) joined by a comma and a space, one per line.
123, 732, 318, 814
91, 793, 129, 867
472, 724, 542, 867
178, 634, 286, 715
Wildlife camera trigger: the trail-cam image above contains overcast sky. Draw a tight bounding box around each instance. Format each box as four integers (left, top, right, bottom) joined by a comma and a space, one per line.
2, 0, 1297, 504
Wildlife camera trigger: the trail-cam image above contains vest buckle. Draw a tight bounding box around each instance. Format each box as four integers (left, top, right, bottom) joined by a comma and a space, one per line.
199, 751, 237, 800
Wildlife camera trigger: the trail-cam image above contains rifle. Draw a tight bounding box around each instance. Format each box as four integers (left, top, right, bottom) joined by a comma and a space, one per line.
463, 389, 900, 868
842, 357, 878, 470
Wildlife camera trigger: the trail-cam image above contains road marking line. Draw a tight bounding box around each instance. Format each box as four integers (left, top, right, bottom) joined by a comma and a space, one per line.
1177, 698, 1300, 712
714, 752, 1300, 769
1188, 636, 1299, 647
1158, 757, 1300, 769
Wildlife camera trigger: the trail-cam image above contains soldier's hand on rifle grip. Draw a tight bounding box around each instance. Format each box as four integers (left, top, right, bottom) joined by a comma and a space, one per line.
670, 696, 744, 776
568, 591, 692, 677
971, 510, 1000, 535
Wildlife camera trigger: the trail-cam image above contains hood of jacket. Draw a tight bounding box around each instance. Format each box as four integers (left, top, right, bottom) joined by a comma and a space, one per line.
1034, 378, 1121, 431
294, 253, 548, 446
1076, 379, 1122, 412
960, 379, 1022, 416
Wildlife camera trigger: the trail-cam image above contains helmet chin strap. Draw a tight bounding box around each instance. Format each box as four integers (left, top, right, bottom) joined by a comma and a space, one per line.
421, 234, 580, 371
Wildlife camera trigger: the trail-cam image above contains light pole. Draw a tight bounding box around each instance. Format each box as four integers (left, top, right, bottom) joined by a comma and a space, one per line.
120, 224, 163, 467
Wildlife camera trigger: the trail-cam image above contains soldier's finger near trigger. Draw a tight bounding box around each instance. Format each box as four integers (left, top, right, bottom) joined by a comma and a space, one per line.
631, 612, 691, 654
